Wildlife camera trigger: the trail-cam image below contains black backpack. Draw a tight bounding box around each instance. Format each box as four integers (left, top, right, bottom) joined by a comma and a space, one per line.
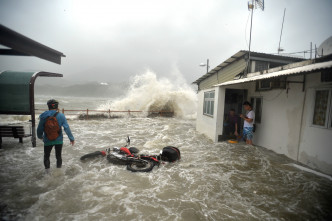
161, 146, 181, 162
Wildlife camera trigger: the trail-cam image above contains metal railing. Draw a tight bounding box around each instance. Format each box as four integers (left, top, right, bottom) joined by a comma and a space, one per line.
35, 109, 174, 119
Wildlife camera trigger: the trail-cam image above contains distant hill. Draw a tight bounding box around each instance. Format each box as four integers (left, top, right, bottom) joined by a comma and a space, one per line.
35, 82, 129, 98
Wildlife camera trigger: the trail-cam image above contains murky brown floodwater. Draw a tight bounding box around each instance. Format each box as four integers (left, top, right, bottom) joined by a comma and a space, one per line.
1, 115, 332, 221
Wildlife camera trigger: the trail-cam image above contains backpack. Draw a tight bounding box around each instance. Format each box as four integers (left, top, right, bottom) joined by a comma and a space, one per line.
44, 112, 60, 141
161, 146, 181, 162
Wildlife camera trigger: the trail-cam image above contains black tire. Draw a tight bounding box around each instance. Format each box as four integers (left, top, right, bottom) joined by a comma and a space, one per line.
129, 147, 139, 154
127, 159, 156, 172
80, 151, 104, 160
107, 154, 129, 165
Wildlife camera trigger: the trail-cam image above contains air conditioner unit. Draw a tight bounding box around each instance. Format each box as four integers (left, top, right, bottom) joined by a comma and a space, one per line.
259, 80, 272, 90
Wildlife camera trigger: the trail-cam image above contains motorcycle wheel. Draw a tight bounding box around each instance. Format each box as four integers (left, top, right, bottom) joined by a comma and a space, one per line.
127, 159, 156, 172
80, 151, 104, 160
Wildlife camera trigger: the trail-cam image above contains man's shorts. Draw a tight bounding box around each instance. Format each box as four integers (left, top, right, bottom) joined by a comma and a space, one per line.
243, 127, 254, 140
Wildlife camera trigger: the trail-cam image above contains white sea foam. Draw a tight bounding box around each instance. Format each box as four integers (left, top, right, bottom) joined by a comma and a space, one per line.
2, 117, 332, 220
98, 70, 197, 119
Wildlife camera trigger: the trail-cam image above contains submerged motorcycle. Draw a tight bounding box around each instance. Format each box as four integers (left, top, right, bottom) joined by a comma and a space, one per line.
80, 137, 181, 172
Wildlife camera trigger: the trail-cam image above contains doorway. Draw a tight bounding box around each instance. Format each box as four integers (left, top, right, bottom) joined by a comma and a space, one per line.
218, 89, 247, 141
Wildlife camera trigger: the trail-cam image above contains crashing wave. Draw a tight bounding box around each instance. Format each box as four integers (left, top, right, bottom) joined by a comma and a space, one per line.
98, 70, 197, 118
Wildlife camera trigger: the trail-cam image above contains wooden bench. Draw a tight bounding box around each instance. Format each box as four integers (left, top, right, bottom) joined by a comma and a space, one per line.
0, 125, 31, 148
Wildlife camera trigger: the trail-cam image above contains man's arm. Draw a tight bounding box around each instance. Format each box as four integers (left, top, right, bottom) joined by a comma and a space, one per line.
244, 117, 253, 123
37, 119, 44, 139
61, 115, 75, 144
240, 114, 253, 123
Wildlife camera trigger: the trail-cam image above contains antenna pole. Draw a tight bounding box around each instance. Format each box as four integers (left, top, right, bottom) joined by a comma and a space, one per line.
248, 0, 254, 73
207, 59, 209, 73
278, 8, 286, 54
246, 0, 264, 74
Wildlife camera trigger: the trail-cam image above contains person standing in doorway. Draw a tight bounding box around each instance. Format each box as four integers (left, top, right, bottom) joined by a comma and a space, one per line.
240, 101, 255, 145
37, 99, 75, 171
224, 109, 239, 137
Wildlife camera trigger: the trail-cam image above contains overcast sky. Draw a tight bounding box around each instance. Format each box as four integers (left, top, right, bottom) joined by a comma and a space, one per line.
0, 0, 331, 84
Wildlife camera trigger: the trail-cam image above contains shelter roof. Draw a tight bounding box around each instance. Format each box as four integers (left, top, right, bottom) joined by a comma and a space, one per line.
0, 71, 63, 115
0, 24, 65, 64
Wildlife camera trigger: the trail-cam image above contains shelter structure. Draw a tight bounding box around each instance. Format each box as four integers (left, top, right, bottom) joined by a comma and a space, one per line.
0, 24, 65, 147
0, 71, 63, 147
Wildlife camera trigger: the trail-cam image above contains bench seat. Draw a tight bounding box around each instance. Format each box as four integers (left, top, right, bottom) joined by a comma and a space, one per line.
0, 125, 31, 147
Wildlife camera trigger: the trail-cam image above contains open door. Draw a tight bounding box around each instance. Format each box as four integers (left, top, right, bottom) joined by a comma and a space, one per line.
219, 89, 247, 141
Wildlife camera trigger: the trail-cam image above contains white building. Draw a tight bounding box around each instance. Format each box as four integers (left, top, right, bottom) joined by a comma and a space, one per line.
194, 51, 332, 175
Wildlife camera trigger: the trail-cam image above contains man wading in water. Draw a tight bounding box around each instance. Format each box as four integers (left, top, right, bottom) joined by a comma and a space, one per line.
240, 101, 255, 145
37, 99, 75, 171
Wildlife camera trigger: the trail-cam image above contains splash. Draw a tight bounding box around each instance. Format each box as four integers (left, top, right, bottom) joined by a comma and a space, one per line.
98, 71, 197, 118
0, 115, 31, 124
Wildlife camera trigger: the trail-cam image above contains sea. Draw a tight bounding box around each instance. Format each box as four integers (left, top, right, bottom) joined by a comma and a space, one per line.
1, 72, 332, 221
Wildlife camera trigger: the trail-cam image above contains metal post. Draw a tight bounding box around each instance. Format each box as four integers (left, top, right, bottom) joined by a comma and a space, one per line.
278, 8, 286, 54
206, 59, 209, 73
29, 78, 36, 147
310, 42, 312, 59
86, 109, 89, 120
31, 113, 36, 147
248, 0, 254, 73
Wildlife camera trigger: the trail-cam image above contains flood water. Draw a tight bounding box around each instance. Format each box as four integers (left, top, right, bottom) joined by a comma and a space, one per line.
1, 74, 332, 220
1, 115, 332, 220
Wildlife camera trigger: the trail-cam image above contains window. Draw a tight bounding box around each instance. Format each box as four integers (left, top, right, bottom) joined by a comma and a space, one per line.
321, 69, 332, 82
260, 80, 272, 89
250, 97, 262, 123
254, 61, 269, 72
312, 89, 332, 128
203, 91, 215, 116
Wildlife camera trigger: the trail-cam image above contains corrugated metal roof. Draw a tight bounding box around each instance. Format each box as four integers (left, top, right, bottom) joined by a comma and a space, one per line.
193, 50, 303, 84
214, 60, 332, 87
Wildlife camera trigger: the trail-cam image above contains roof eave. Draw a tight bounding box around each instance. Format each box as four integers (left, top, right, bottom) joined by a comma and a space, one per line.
214, 60, 332, 87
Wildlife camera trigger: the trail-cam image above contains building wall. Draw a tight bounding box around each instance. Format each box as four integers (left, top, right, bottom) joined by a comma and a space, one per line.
215, 87, 226, 141
298, 72, 332, 175
196, 87, 225, 142
248, 75, 305, 160
216, 73, 332, 175
217, 59, 247, 84
199, 59, 246, 90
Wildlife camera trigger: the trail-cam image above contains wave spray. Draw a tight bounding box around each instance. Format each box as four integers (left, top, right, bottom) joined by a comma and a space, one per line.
98, 70, 197, 118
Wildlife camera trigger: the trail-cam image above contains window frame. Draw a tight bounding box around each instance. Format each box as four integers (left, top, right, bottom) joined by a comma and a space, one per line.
311, 88, 332, 129
250, 96, 262, 124
330, 94, 332, 129
321, 69, 332, 82
203, 90, 215, 117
